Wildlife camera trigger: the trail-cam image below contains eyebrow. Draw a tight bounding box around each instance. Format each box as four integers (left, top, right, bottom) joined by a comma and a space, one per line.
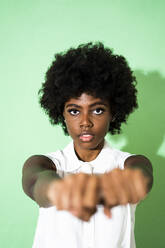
65, 101, 109, 108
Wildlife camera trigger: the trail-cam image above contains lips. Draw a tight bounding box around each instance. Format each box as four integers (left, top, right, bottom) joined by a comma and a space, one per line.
79, 133, 94, 142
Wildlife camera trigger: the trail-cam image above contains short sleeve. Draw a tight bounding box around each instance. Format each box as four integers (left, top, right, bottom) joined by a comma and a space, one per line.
45, 151, 65, 178
117, 151, 133, 170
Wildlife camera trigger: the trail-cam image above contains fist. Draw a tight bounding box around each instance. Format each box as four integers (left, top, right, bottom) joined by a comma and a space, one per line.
100, 168, 148, 217
46, 168, 148, 221
47, 173, 100, 221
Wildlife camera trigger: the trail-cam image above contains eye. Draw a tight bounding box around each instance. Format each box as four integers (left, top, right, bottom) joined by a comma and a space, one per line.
68, 109, 80, 116
93, 108, 105, 115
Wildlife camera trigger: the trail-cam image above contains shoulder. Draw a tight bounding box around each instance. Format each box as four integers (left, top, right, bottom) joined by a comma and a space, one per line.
104, 140, 133, 169
45, 141, 79, 173
45, 149, 65, 171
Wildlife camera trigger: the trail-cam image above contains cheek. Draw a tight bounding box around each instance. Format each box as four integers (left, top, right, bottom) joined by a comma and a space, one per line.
103, 121, 110, 133
97, 118, 111, 135
65, 120, 78, 136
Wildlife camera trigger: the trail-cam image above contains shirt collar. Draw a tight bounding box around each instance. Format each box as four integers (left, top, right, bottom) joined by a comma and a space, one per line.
63, 140, 115, 172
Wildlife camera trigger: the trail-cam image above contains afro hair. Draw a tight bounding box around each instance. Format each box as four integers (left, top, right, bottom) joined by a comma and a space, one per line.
39, 42, 138, 135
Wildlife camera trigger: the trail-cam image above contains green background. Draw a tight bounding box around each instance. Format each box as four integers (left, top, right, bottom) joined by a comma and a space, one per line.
1, 0, 165, 247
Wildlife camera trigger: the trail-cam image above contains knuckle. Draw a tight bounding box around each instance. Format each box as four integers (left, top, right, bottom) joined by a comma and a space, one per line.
88, 175, 99, 189
65, 174, 74, 184
120, 197, 128, 205
131, 197, 139, 204
131, 194, 140, 204
77, 173, 87, 180
111, 168, 121, 176
106, 196, 117, 206
83, 199, 95, 209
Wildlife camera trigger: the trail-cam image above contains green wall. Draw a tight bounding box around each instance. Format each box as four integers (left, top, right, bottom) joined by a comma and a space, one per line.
1, 0, 165, 247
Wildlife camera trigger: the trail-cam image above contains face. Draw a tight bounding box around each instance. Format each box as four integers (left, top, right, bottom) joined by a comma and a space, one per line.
63, 93, 112, 153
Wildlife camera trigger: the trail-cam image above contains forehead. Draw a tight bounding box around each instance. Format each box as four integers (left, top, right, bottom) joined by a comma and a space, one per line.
65, 93, 109, 106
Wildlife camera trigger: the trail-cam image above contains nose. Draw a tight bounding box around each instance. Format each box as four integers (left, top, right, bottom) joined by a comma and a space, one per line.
80, 113, 93, 128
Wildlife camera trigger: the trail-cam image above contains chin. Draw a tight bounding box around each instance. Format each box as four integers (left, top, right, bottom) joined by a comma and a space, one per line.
78, 140, 103, 150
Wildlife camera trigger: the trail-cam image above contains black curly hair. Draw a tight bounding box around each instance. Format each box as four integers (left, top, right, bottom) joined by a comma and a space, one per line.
39, 42, 138, 135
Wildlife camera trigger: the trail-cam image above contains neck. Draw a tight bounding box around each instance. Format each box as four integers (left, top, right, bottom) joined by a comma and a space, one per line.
74, 140, 104, 162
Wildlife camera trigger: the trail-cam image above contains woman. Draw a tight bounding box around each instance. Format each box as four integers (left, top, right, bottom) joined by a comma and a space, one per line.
22, 42, 153, 248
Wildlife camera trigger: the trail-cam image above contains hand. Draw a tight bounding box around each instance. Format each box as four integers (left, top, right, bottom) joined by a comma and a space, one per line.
47, 173, 100, 221
99, 168, 148, 218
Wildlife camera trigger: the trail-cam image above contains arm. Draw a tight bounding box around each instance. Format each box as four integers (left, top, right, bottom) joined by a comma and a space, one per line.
22, 156, 98, 221
124, 155, 153, 193
22, 155, 60, 207
100, 155, 154, 218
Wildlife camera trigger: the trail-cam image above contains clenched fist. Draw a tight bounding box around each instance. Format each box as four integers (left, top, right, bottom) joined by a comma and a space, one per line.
100, 168, 148, 218
46, 168, 148, 221
47, 173, 100, 221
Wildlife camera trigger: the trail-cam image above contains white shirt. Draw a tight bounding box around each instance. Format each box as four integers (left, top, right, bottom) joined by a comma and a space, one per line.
32, 140, 136, 248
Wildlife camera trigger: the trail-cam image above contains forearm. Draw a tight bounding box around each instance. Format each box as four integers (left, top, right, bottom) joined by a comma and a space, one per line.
22, 155, 60, 207
33, 170, 60, 207
124, 155, 153, 192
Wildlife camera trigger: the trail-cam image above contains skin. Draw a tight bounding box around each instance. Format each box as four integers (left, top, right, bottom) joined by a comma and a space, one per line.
63, 93, 112, 161
22, 93, 153, 221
